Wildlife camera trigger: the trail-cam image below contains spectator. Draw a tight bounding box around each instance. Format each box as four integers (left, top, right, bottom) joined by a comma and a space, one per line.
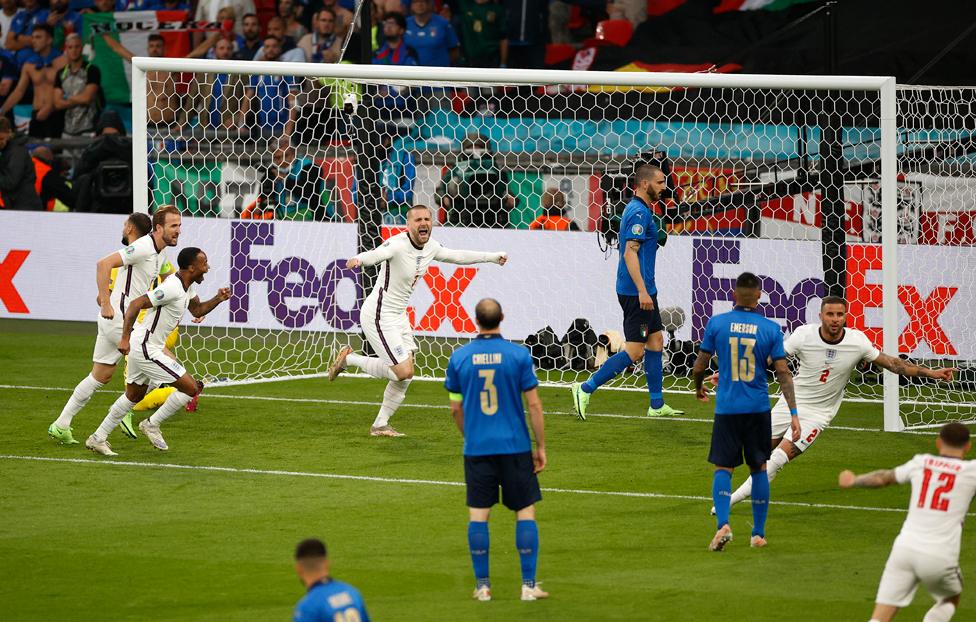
503, 0, 545, 68
459, 0, 507, 67
247, 138, 325, 220
254, 17, 307, 61
100, 33, 180, 125
405, 0, 459, 66
42, 0, 83, 51
1, 24, 66, 139
241, 36, 299, 136
53, 34, 101, 143
30, 145, 74, 210
319, 0, 354, 37
0, 48, 17, 114
235, 13, 262, 60
606, 0, 646, 27
278, 0, 307, 40
529, 188, 580, 230
0, 0, 21, 50
191, 37, 245, 129
373, 12, 416, 65
0, 117, 41, 210
195, 0, 254, 34
72, 109, 132, 213
5, 0, 43, 53
435, 133, 515, 228
298, 8, 341, 63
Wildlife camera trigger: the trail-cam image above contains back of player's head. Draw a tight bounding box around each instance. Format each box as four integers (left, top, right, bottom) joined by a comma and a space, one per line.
939, 422, 971, 449
475, 298, 503, 330
177, 247, 202, 270
635, 165, 662, 186
821, 295, 848, 309
294, 538, 328, 568
152, 205, 180, 230
735, 272, 761, 291
734, 272, 761, 305
128, 213, 152, 237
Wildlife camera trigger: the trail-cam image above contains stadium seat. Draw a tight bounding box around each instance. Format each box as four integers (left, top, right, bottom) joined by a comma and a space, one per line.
545, 43, 577, 66
594, 19, 634, 47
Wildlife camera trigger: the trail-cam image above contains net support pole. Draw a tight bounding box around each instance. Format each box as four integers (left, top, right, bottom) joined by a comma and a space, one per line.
132, 60, 149, 214
880, 77, 903, 432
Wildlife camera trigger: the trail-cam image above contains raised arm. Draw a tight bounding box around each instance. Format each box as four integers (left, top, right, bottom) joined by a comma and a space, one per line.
434, 247, 507, 266
346, 243, 396, 269
773, 357, 800, 442
187, 287, 231, 318
118, 294, 154, 354
873, 353, 956, 382
95, 251, 125, 319
101, 33, 135, 62
525, 387, 546, 473
838, 468, 898, 489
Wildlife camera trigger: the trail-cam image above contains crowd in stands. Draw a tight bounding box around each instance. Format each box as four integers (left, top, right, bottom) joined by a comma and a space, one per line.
0, 0, 627, 227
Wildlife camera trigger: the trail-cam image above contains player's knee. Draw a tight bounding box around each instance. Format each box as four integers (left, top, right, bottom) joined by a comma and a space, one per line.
395, 368, 414, 381
175, 375, 198, 396
91, 364, 115, 384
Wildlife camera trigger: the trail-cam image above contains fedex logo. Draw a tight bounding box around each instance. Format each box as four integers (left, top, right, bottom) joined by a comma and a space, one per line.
230, 222, 361, 329
0, 249, 30, 314
692, 239, 824, 341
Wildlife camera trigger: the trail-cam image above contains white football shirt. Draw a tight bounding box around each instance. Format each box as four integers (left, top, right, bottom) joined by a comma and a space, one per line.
131, 275, 195, 357
355, 232, 503, 319
781, 324, 880, 416
110, 234, 169, 322
893, 454, 976, 561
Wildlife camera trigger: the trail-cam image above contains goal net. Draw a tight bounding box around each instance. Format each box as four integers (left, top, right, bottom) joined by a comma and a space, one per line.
132, 60, 973, 430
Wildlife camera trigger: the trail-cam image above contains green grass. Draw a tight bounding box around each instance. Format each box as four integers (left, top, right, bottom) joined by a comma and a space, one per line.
1, 319, 972, 620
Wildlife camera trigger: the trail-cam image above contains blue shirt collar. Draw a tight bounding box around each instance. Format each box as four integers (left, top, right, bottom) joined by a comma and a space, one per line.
733, 305, 758, 312
476, 333, 503, 339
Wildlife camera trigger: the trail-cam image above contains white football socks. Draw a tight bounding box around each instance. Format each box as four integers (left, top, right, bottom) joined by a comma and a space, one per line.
92, 394, 137, 441
729, 447, 792, 506
347, 353, 398, 381
149, 391, 194, 426
55, 374, 105, 428
372, 380, 411, 428
924, 601, 956, 622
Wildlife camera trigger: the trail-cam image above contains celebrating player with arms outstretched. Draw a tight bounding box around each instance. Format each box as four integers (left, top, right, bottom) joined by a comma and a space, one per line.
48, 208, 180, 445
85, 247, 230, 456
330, 205, 507, 437
725, 296, 955, 509
840, 423, 976, 622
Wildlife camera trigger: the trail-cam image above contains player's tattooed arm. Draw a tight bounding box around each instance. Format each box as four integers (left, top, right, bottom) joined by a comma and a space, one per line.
691, 351, 713, 402
773, 358, 797, 412
874, 353, 955, 382
838, 469, 897, 489
118, 295, 153, 354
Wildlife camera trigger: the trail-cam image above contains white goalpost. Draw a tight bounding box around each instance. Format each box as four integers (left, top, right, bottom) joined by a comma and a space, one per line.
129, 58, 974, 432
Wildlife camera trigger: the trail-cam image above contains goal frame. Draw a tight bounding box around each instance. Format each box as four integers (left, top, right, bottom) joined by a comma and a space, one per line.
130, 58, 902, 431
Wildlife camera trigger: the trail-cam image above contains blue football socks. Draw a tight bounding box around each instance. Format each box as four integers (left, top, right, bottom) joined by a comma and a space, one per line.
582, 350, 633, 394
516, 520, 539, 587
713, 470, 732, 530
468, 521, 490, 587
645, 348, 664, 409
751, 470, 770, 538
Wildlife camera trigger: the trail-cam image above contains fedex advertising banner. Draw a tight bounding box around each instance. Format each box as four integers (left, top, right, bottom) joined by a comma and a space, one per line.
1, 212, 974, 359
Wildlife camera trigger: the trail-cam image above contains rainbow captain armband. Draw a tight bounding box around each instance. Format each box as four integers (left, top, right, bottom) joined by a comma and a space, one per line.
790, 408, 799, 417
448, 392, 463, 402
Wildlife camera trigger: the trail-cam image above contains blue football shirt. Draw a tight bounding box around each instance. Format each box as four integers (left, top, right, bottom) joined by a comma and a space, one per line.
293, 579, 369, 622
404, 14, 459, 67
615, 196, 659, 296
444, 334, 539, 456
249, 74, 297, 134
699, 306, 786, 415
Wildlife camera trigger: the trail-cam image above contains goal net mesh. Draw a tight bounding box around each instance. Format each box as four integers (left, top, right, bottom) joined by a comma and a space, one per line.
140, 65, 972, 428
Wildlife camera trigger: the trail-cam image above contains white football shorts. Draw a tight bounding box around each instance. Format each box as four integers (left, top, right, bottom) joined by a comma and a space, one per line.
93, 315, 124, 365
770, 399, 836, 453
360, 306, 415, 366
875, 545, 962, 607
126, 347, 187, 386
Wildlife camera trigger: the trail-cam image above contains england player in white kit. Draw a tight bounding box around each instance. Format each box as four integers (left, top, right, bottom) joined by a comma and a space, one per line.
85, 247, 230, 456
330, 205, 507, 437
840, 423, 976, 622
726, 296, 954, 508
48, 208, 181, 445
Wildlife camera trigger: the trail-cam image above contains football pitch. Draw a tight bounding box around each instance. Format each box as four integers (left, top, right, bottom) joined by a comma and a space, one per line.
2, 319, 972, 621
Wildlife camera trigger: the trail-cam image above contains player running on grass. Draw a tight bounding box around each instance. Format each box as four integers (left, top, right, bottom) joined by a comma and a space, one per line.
85, 247, 230, 456
571, 165, 682, 421
840, 422, 976, 622
721, 296, 954, 511
48, 208, 179, 445
329, 205, 507, 437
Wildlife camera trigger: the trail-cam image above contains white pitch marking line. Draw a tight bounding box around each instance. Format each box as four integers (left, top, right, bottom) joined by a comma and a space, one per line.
0, 384, 943, 435
0, 454, 942, 515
